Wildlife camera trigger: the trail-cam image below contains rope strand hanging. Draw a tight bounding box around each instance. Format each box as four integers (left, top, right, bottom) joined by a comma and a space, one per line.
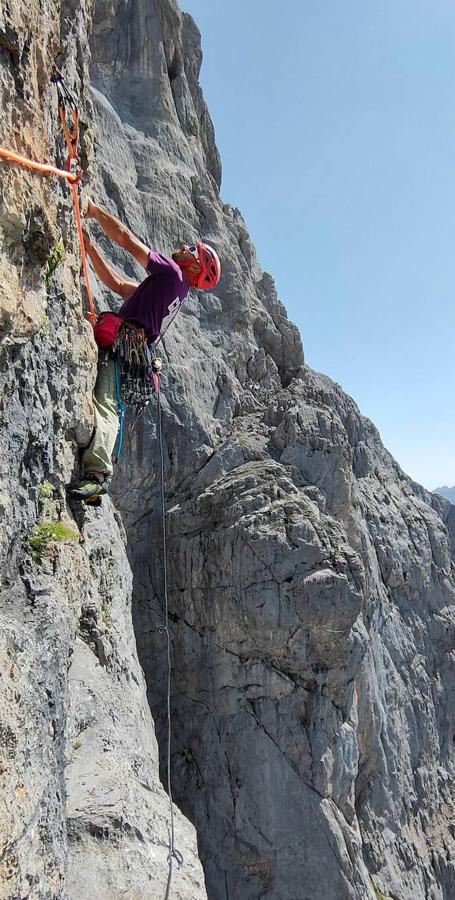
157, 387, 184, 898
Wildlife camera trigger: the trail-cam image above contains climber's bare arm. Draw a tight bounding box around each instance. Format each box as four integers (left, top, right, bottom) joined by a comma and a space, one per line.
82, 231, 139, 300
86, 200, 150, 270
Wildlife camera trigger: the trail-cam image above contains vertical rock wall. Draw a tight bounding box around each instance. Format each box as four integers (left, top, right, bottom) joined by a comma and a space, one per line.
0, 2, 205, 898
1, 0, 454, 898
88, 2, 455, 899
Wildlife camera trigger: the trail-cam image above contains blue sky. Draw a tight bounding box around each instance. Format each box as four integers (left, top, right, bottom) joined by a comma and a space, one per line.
182, 0, 454, 490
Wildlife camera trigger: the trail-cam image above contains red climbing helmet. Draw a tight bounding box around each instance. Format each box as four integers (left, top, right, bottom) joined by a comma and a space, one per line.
191, 242, 221, 290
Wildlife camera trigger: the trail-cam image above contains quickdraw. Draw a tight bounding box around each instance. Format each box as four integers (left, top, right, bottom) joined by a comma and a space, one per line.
111, 323, 160, 461
51, 65, 97, 325
50, 65, 82, 186
113, 322, 159, 412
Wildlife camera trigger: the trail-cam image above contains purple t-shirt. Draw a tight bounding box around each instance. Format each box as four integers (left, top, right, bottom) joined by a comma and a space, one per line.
119, 250, 189, 343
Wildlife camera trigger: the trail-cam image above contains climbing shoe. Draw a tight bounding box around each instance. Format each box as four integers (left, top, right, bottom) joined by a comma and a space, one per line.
69, 475, 108, 504
84, 495, 102, 507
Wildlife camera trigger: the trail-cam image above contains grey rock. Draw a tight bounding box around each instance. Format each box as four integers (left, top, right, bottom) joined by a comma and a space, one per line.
0, 3, 206, 898
95, 4, 455, 897
434, 485, 455, 504
1, 0, 455, 899
65, 510, 205, 900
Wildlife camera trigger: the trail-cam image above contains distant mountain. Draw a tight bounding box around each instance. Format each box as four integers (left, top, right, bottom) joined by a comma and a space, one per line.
433, 486, 455, 503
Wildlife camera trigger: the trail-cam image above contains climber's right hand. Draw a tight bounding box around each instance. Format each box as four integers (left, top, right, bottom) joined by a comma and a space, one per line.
82, 229, 92, 253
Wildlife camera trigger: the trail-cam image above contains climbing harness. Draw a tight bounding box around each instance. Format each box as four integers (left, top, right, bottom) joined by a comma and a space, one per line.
157, 385, 184, 898
101, 321, 160, 462
0, 65, 97, 324
109, 303, 180, 462
113, 323, 159, 412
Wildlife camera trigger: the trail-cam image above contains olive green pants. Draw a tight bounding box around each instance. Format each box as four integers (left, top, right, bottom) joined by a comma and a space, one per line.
82, 357, 119, 477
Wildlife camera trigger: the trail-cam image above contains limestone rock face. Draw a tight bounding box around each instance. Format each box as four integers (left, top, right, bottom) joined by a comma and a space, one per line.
90, 5, 455, 899
0, 2, 205, 898
1, 1, 455, 899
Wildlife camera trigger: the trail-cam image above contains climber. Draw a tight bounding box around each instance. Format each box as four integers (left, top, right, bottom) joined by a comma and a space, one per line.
70, 200, 221, 503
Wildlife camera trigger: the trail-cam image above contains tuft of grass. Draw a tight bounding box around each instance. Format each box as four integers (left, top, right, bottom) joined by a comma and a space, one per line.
100, 599, 113, 629
45, 241, 65, 290
39, 481, 53, 501
73, 740, 82, 750
41, 314, 50, 338
39, 481, 54, 517
28, 521, 79, 564
371, 880, 390, 900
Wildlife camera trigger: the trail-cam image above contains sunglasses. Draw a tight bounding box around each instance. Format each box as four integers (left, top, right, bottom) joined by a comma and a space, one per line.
188, 244, 199, 257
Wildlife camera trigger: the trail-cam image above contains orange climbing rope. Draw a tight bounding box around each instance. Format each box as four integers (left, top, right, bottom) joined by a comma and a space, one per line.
0, 66, 97, 325
0, 147, 79, 183
70, 182, 97, 323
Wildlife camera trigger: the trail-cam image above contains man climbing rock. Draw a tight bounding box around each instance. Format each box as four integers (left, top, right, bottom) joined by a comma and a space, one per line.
70, 200, 221, 503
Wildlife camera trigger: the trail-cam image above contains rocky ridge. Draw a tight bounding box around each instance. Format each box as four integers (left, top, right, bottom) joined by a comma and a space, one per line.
1, 1, 455, 899
434, 487, 455, 504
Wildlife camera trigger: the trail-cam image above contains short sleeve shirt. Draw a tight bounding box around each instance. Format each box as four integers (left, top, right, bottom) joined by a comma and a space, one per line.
119, 250, 189, 343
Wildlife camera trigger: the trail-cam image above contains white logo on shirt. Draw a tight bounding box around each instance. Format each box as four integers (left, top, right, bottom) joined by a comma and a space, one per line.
159, 296, 182, 337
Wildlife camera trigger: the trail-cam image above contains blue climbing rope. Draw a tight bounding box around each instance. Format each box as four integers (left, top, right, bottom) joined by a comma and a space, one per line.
113, 359, 127, 462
